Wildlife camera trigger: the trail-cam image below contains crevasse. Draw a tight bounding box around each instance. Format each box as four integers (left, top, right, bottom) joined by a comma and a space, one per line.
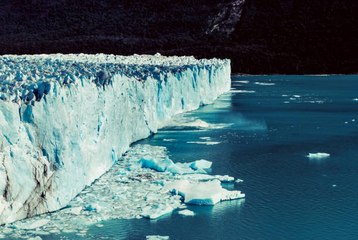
0, 53, 231, 224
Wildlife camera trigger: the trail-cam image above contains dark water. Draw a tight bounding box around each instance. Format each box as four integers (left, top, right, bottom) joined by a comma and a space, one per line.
54, 75, 358, 239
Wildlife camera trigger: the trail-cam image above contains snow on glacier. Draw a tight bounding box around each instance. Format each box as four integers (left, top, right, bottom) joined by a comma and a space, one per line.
0, 53, 231, 224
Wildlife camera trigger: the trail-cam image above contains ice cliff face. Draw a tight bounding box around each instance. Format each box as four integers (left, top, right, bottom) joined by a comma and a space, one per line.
0, 53, 231, 224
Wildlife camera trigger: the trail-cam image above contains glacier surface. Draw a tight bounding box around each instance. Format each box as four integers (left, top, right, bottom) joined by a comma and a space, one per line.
0, 53, 231, 224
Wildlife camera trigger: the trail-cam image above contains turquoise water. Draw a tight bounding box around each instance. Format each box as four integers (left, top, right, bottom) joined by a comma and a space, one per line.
49, 75, 358, 239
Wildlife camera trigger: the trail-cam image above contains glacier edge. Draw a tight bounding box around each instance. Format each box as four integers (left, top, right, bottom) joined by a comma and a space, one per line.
0, 54, 231, 224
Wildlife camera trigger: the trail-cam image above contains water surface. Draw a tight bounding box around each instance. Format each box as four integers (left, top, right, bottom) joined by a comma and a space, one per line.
47, 75, 358, 239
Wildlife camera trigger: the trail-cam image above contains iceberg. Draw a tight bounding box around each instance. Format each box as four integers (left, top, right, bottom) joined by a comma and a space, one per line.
141, 204, 174, 219
178, 209, 195, 216
307, 152, 330, 159
0, 53, 231, 224
166, 180, 245, 205
189, 159, 212, 170
146, 236, 170, 240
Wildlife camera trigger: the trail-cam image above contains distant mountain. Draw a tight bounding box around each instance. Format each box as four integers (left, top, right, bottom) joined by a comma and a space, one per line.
0, 0, 357, 73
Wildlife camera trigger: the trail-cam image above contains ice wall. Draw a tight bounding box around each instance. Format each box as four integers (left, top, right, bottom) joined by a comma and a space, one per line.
0, 53, 231, 224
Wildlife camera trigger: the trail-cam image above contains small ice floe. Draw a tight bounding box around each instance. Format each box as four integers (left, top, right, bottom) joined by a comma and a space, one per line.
146, 236, 170, 240
199, 136, 212, 141
163, 139, 176, 142
138, 157, 212, 174
352, 98, 358, 101
28, 237, 42, 240
164, 117, 231, 131
180, 174, 235, 183
141, 204, 175, 219
232, 80, 249, 84
189, 159, 212, 170
229, 90, 255, 93
166, 180, 245, 205
254, 82, 275, 86
282, 94, 288, 97
187, 141, 221, 145
283, 101, 290, 104
293, 95, 301, 98
307, 152, 330, 159
352, 119, 356, 122
215, 175, 235, 183
332, 184, 337, 187
178, 209, 195, 216
235, 179, 244, 183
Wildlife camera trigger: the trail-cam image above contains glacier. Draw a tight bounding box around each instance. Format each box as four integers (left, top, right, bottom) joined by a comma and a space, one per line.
0, 53, 231, 224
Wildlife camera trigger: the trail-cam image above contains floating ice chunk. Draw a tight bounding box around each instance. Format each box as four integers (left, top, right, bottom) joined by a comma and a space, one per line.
189, 159, 212, 170
232, 80, 249, 84
353, 98, 358, 101
28, 237, 42, 240
332, 184, 337, 187
163, 139, 176, 142
235, 179, 244, 183
215, 175, 235, 183
178, 209, 195, 216
229, 90, 255, 93
146, 236, 170, 240
254, 82, 275, 86
141, 204, 174, 219
15, 219, 50, 230
199, 137, 212, 141
138, 157, 175, 172
165, 119, 210, 129
307, 153, 330, 159
138, 157, 195, 175
293, 95, 301, 98
187, 141, 221, 145
178, 174, 236, 183
166, 180, 245, 205
164, 117, 232, 131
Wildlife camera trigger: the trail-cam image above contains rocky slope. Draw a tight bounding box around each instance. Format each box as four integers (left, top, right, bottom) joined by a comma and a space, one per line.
0, 0, 357, 73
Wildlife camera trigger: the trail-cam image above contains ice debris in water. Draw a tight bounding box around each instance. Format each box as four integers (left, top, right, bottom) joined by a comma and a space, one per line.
187, 141, 221, 145
189, 159, 212, 170
178, 209, 195, 216
254, 82, 275, 86
232, 80, 249, 84
229, 90, 255, 93
0, 144, 243, 239
163, 116, 232, 131
307, 152, 330, 159
146, 235, 170, 240
166, 180, 245, 205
